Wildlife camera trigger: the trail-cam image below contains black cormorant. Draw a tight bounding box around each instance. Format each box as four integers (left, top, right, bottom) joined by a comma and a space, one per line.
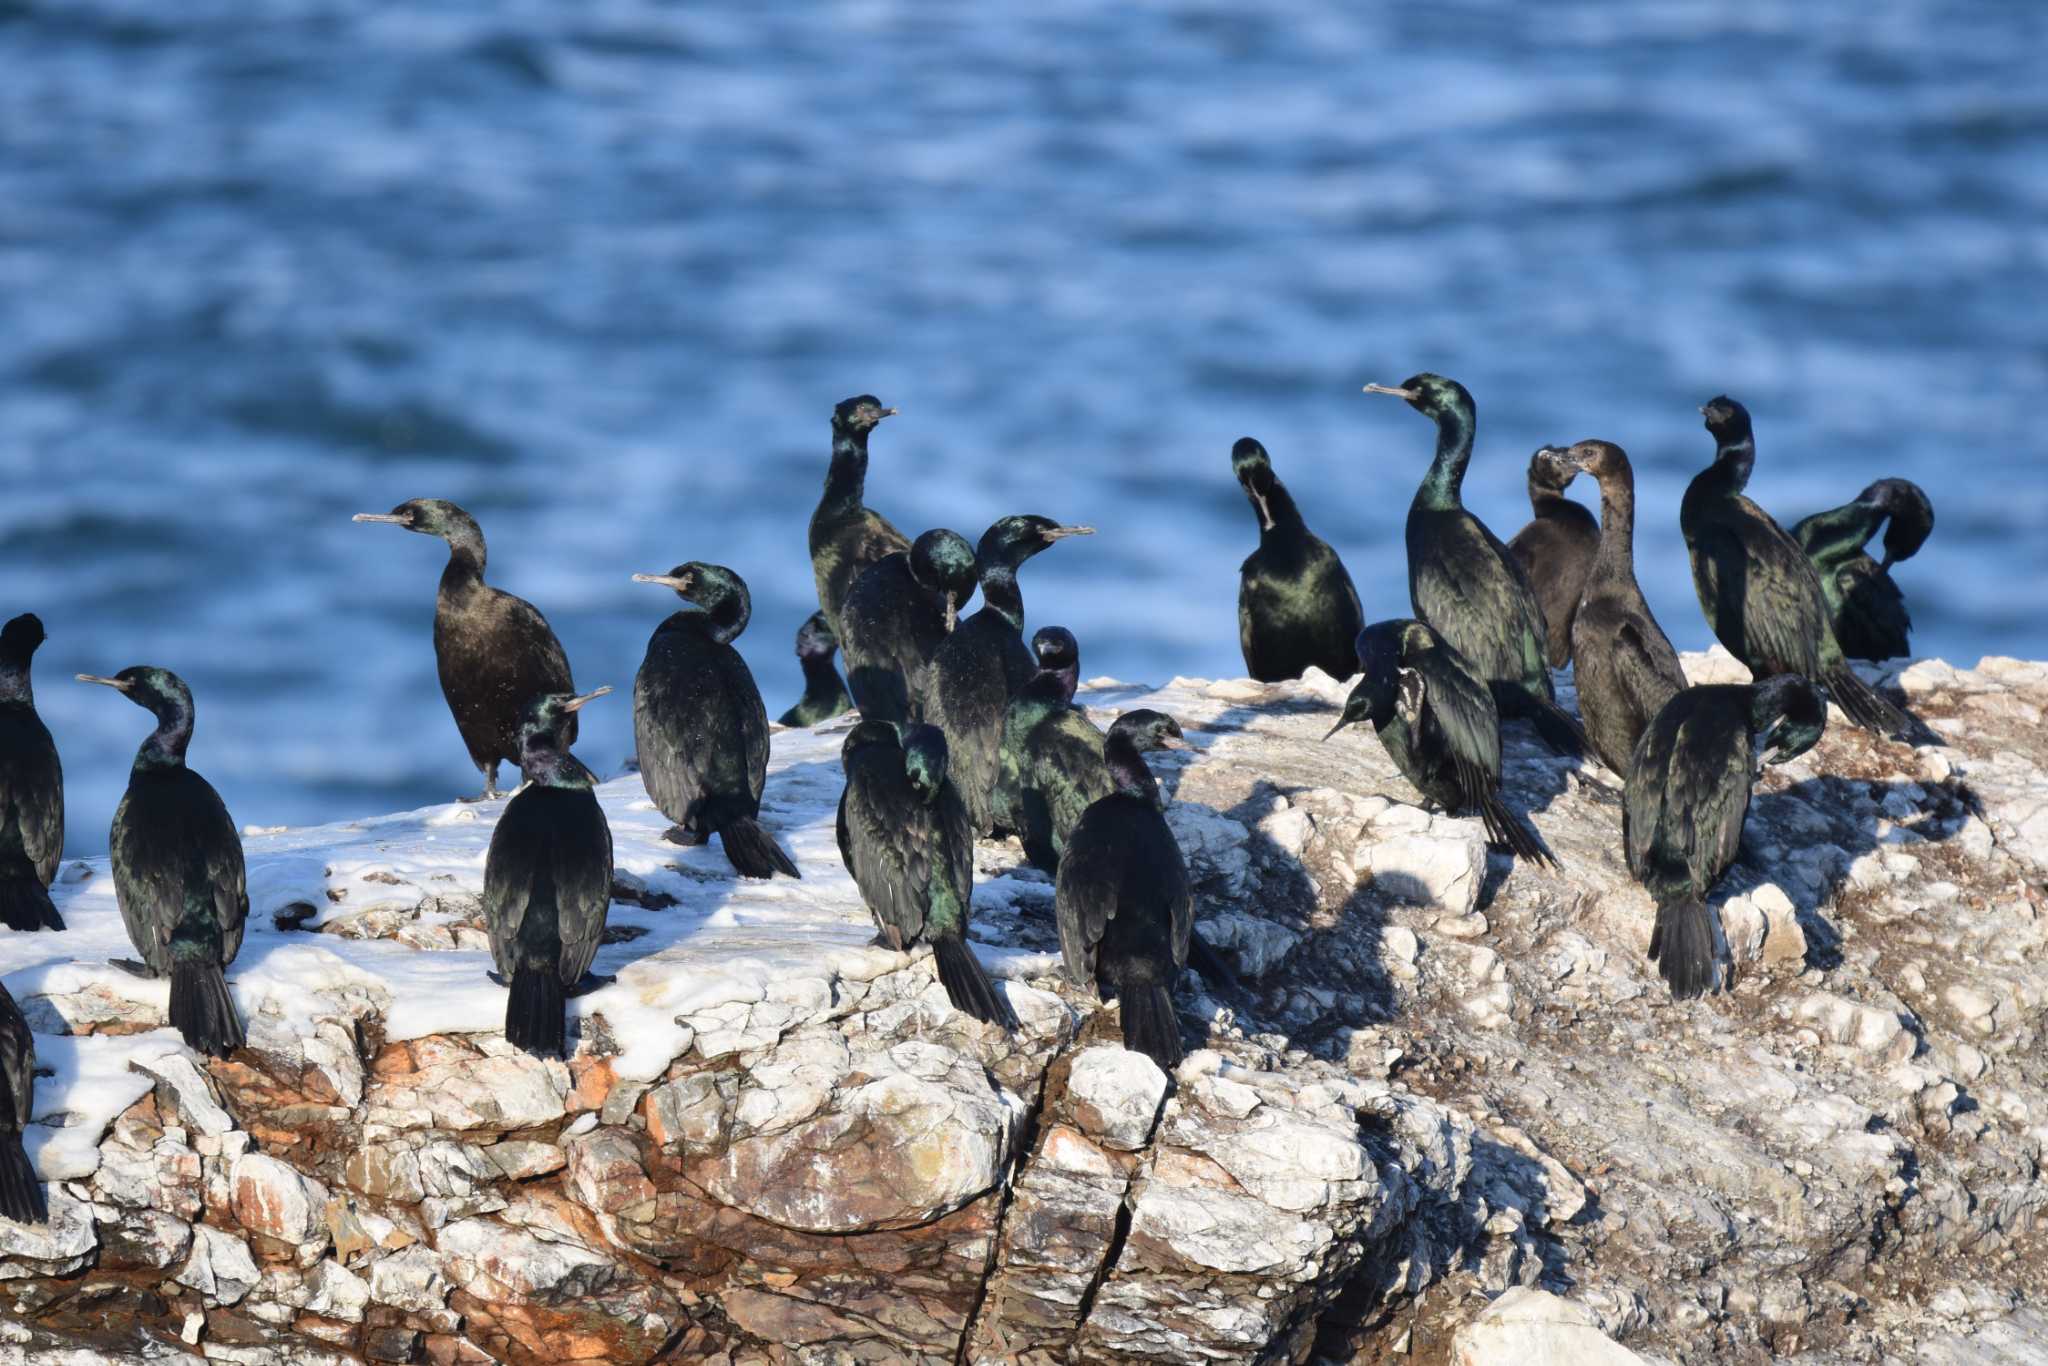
484, 688, 615, 1059
837, 721, 1016, 1030
1055, 710, 1193, 1070
0, 615, 64, 931
776, 612, 856, 728
839, 528, 979, 723
633, 563, 798, 879
809, 395, 908, 637
995, 627, 1109, 872
80, 667, 247, 1057
1233, 437, 1364, 681
1791, 478, 1934, 662
0, 983, 42, 1224
1364, 375, 1587, 758
1625, 675, 1827, 998
353, 499, 576, 801
1507, 447, 1601, 669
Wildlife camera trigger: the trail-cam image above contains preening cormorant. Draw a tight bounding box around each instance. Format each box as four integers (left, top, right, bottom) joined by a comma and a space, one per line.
809, 395, 909, 638
1233, 437, 1364, 682
1682, 398, 1911, 737
1791, 478, 1934, 662
484, 689, 615, 1059
0, 615, 64, 931
1364, 375, 1587, 758
839, 528, 979, 723
1055, 711, 1193, 1070
1327, 619, 1556, 867
776, 611, 856, 728
632, 563, 798, 879
80, 667, 247, 1057
353, 499, 576, 801
1507, 447, 1601, 669
837, 721, 1016, 1030
0, 983, 45, 1224
922, 516, 1094, 834
995, 626, 1109, 872
1625, 675, 1827, 999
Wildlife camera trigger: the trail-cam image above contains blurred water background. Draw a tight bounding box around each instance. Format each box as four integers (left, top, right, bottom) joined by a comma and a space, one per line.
3, 1, 2045, 853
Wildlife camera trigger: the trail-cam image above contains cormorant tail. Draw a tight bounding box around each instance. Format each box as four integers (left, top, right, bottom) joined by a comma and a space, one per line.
1648, 898, 1718, 1000
0, 874, 62, 932
1479, 789, 1559, 869
0, 1133, 46, 1225
505, 965, 567, 1059
1119, 982, 1183, 1072
168, 960, 244, 1058
1824, 665, 1923, 742
1530, 699, 1589, 760
931, 936, 1018, 1032
718, 816, 801, 880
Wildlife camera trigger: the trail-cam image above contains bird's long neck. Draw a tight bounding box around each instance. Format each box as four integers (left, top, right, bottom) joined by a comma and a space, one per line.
799, 652, 846, 702
688, 586, 750, 644
134, 705, 194, 772
521, 745, 596, 790
1022, 661, 1078, 706
438, 527, 488, 594
978, 562, 1026, 632
1259, 479, 1307, 538
1416, 407, 1475, 510
1800, 500, 1886, 564
0, 660, 31, 707
1592, 472, 1640, 577
1707, 434, 1755, 494
820, 429, 871, 515
1104, 733, 1161, 807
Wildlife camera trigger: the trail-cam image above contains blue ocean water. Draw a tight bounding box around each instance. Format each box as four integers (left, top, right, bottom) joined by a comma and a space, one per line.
2, 2, 2044, 853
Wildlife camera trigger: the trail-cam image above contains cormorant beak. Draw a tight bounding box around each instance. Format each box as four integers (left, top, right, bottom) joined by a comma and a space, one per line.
352, 513, 410, 526
76, 673, 132, 692
1042, 525, 1095, 542
562, 687, 612, 713
1322, 718, 1351, 741
1250, 487, 1274, 532
1697, 405, 1710, 416
944, 593, 959, 633
1161, 733, 1192, 750
631, 572, 693, 592
878, 407, 900, 419
1363, 384, 1418, 400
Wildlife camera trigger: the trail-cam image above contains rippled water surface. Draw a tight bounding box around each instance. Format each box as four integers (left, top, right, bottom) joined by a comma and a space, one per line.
3, 1, 2044, 850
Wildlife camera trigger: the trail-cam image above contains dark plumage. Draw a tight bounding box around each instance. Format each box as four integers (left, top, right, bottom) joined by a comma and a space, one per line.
1365, 374, 1586, 758
1055, 711, 1193, 1071
81, 668, 247, 1057
1233, 437, 1364, 682
1683, 399, 1913, 738
776, 612, 855, 728
1507, 447, 1601, 669
353, 499, 576, 801
996, 627, 1109, 872
484, 689, 615, 1059
0, 615, 64, 932
837, 721, 1016, 1030
809, 395, 909, 638
0, 982, 45, 1224
632, 563, 798, 879
839, 528, 979, 724
1625, 676, 1827, 999
1792, 478, 1934, 662
922, 515, 1095, 834
1327, 619, 1556, 867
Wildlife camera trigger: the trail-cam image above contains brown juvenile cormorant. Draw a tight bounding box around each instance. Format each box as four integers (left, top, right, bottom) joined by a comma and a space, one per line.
809, 395, 908, 638
1791, 478, 1934, 662
1507, 447, 1601, 669
1326, 619, 1555, 867
776, 611, 856, 728
995, 626, 1108, 872
80, 667, 247, 1057
1625, 675, 1827, 998
1683, 399, 1910, 736
837, 721, 1016, 1030
1055, 710, 1193, 1070
0, 982, 44, 1224
922, 515, 1094, 834
353, 499, 577, 801
484, 689, 615, 1058
1364, 375, 1587, 758
1233, 437, 1364, 681
632, 563, 798, 879
838, 528, 979, 724
0, 615, 64, 931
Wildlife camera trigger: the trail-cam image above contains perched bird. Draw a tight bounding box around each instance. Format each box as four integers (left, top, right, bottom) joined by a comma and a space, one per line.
353, 499, 576, 801
1552, 442, 1686, 777
839, 528, 979, 723
776, 611, 856, 728
80, 668, 247, 1057
1625, 676, 1827, 998
1232, 437, 1364, 682
1791, 478, 1934, 662
995, 626, 1108, 872
1057, 711, 1193, 1070
484, 689, 616, 1059
809, 395, 909, 638
0, 983, 44, 1225
922, 515, 1094, 834
632, 563, 798, 879
1327, 619, 1555, 867
0, 615, 64, 931
837, 721, 1016, 1030
1364, 375, 1586, 758
1683, 399, 1911, 736
1507, 447, 1601, 669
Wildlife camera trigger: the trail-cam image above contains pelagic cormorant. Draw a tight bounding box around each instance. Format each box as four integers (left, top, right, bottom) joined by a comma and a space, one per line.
776, 611, 855, 728
1326, 619, 1555, 867
922, 515, 1094, 834
1233, 437, 1364, 681
353, 499, 576, 801
0, 983, 44, 1224
839, 527, 979, 723
1507, 447, 1601, 669
837, 720, 1016, 1030
80, 667, 247, 1057
1553, 441, 1686, 777
0, 614, 64, 931
484, 689, 615, 1059
1791, 478, 1934, 662
1055, 710, 1193, 1070
995, 626, 1108, 872
632, 563, 798, 879
1625, 675, 1827, 998
1364, 375, 1587, 758
809, 395, 909, 638
1682, 399, 1911, 736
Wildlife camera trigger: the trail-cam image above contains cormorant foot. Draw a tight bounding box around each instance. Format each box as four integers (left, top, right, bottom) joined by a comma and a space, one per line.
486, 971, 509, 988
109, 958, 157, 979
566, 972, 616, 998
662, 825, 708, 847
457, 790, 498, 804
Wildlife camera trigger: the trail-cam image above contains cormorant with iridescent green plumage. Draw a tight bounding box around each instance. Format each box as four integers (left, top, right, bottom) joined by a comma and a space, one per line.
1507, 447, 1600, 669
996, 626, 1108, 873
1791, 478, 1933, 662
0, 614, 64, 932
809, 396, 908, 638
1233, 438, 1363, 682
776, 612, 855, 728
0, 982, 45, 1224
839, 528, 979, 723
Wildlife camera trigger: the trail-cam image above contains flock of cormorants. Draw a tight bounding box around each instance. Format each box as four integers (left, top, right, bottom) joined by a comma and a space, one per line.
0, 379, 1932, 1228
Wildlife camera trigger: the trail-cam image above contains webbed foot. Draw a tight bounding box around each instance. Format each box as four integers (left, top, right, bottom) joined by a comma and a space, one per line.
662, 825, 708, 847
566, 972, 616, 998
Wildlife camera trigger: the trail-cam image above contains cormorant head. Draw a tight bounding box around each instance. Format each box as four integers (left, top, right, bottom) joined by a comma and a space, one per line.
632, 562, 751, 636
1859, 478, 1935, 567
1232, 437, 1279, 531
909, 529, 979, 629
794, 611, 839, 661
840, 717, 904, 765
1108, 709, 1188, 753
517, 687, 610, 753
832, 395, 898, 436
1699, 396, 1752, 447
1327, 620, 1405, 738
1555, 439, 1630, 485
76, 666, 193, 724
1364, 373, 1473, 423
352, 498, 482, 547
0, 613, 46, 668
1750, 675, 1827, 768
976, 515, 1095, 572
1526, 446, 1581, 496
899, 724, 950, 804
1031, 626, 1079, 675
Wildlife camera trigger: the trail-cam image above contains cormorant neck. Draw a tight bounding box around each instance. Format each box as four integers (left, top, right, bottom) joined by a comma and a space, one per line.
1801, 500, 1885, 563
134, 706, 194, 772
1259, 479, 1307, 538
978, 564, 1025, 631
0, 662, 30, 706
1103, 732, 1162, 807
1710, 435, 1755, 491
1592, 472, 1638, 574
1417, 406, 1475, 509
1528, 488, 1576, 520
673, 588, 749, 645
820, 428, 870, 514
799, 653, 844, 699
1023, 660, 1079, 706
439, 526, 488, 586
520, 746, 596, 789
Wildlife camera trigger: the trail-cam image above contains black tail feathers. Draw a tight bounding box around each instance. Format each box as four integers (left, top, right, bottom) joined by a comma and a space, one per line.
0, 874, 62, 932
0, 1134, 46, 1225
1531, 699, 1590, 760
168, 960, 243, 1058
719, 816, 801, 880
1118, 981, 1183, 1073
1456, 753, 1558, 868
1648, 899, 1719, 1000
1826, 665, 1911, 739
932, 935, 1018, 1032
505, 964, 567, 1059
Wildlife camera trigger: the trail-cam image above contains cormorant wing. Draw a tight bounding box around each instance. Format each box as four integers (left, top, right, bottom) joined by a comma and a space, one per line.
1411, 514, 1550, 683
1413, 646, 1502, 783
110, 778, 244, 974
205, 789, 250, 967
632, 630, 717, 823
1055, 805, 1124, 988
483, 802, 539, 980
1030, 707, 1113, 850
2, 719, 63, 887
1702, 499, 1830, 674
552, 797, 613, 987
839, 760, 938, 950
0, 991, 32, 1131
1670, 700, 1755, 893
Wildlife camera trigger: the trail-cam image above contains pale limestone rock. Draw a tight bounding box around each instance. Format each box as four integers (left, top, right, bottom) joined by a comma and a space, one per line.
231, 1152, 330, 1247
0, 1190, 95, 1276
366, 1244, 448, 1315
1452, 1287, 1645, 1365
174, 1223, 260, 1304
1065, 1046, 1169, 1151
130, 1053, 235, 1136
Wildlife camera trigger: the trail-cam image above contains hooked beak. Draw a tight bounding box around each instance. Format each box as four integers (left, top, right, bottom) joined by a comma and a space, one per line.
944, 592, 959, 633
1249, 487, 1274, 532
1698, 405, 1710, 416
1042, 525, 1095, 542
1323, 717, 1352, 741
632, 572, 693, 592
352, 513, 410, 525
1161, 733, 1192, 751
76, 673, 132, 692
1363, 383, 1418, 400
1537, 444, 1582, 473
878, 406, 900, 419
562, 686, 612, 713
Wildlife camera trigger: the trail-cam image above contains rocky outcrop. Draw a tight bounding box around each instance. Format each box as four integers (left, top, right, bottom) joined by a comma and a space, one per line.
3, 651, 2048, 1363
